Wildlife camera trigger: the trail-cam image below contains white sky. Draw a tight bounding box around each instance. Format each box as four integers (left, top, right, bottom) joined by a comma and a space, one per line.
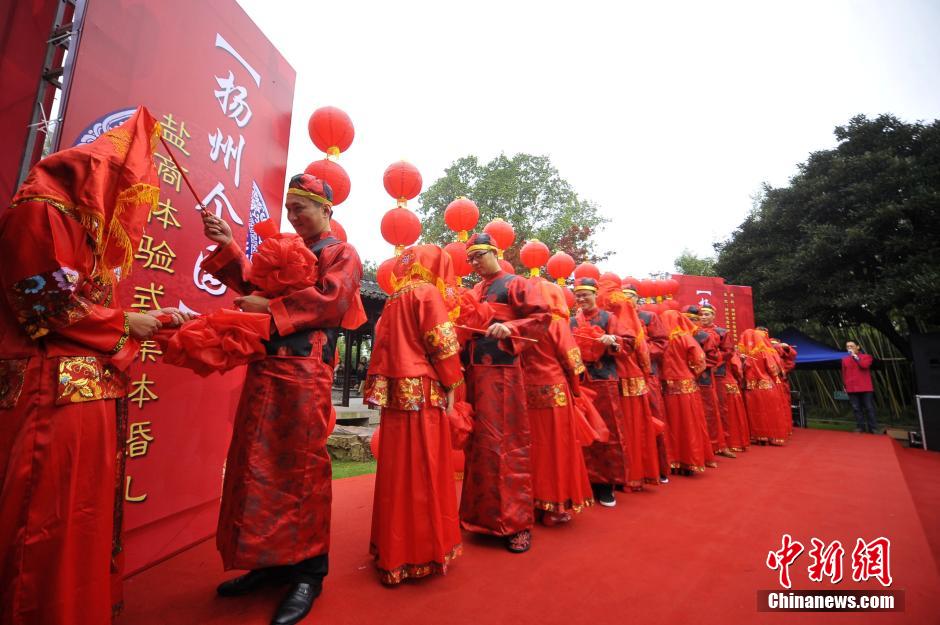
236, 0, 940, 276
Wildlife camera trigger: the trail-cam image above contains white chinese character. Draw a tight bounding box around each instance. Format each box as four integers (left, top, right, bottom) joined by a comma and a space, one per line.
193, 245, 228, 296
214, 71, 253, 128
199, 181, 244, 226
208, 130, 245, 188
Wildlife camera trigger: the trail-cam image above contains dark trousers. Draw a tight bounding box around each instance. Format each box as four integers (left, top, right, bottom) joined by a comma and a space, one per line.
260, 553, 328, 587
847, 392, 878, 432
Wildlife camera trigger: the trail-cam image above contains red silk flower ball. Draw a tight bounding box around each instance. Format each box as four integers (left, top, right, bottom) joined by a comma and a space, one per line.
249, 234, 319, 297
520, 239, 550, 274
574, 263, 600, 281
304, 159, 351, 205
483, 218, 515, 251
380, 207, 421, 250
383, 161, 422, 202
444, 197, 479, 241
308, 106, 355, 156
444, 241, 472, 277
376, 257, 397, 294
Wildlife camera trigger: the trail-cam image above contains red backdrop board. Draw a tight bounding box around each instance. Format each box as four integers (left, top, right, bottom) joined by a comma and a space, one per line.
57, 0, 295, 575
671, 275, 755, 342
0, 0, 60, 204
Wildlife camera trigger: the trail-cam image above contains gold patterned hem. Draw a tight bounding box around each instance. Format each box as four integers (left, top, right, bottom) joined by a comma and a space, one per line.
745, 379, 774, 391
364, 375, 447, 411
526, 383, 569, 409
620, 376, 648, 397
111, 312, 131, 354
534, 497, 594, 513
730, 446, 748, 452
665, 378, 698, 395
371, 543, 463, 585
669, 461, 706, 473
425, 321, 460, 361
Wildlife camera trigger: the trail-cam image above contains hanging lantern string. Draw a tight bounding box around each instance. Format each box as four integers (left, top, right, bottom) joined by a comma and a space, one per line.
159, 136, 206, 210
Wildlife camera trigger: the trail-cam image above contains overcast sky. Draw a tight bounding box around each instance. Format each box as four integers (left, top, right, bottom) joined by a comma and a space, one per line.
236, 0, 940, 276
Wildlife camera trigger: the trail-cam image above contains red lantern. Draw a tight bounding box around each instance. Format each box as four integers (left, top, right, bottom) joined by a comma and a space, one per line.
665, 278, 679, 298
601, 271, 621, 285
499, 259, 515, 274
304, 159, 351, 205
574, 263, 600, 281
636, 279, 652, 299
563, 286, 576, 309
308, 106, 355, 156
383, 161, 422, 204
519, 239, 550, 277
376, 257, 397, 294
380, 207, 421, 254
444, 241, 472, 277
329, 219, 347, 242
444, 197, 479, 242
546, 252, 576, 285
483, 218, 515, 258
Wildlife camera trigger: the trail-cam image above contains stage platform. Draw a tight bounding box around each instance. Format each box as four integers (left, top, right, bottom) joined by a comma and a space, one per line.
118, 428, 940, 625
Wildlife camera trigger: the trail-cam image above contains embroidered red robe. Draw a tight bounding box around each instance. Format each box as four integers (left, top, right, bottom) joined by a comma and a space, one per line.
522, 311, 593, 514
201, 231, 364, 570
365, 281, 463, 584
571, 308, 631, 486
458, 271, 550, 537
661, 332, 709, 472
0, 201, 138, 625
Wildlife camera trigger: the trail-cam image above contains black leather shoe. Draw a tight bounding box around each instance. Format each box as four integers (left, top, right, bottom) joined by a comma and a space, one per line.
271, 582, 320, 625
216, 569, 282, 597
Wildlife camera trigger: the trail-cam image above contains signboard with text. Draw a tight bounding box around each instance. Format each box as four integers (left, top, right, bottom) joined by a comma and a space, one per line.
58, 0, 295, 575
672, 274, 755, 341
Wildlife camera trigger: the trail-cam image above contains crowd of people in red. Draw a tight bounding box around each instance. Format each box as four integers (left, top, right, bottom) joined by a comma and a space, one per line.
0, 111, 798, 625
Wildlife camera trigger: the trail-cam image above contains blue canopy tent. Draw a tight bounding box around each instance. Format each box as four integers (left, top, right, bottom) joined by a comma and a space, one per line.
776, 328, 847, 370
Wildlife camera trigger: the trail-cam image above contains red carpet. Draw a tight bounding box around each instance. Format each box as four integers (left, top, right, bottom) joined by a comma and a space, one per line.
893, 440, 940, 575
118, 429, 940, 625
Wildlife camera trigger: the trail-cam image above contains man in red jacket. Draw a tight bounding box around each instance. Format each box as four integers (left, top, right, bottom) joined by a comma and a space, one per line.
841, 340, 879, 434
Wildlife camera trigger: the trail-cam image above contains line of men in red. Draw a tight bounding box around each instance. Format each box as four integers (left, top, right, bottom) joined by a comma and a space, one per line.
365, 232, 799, 592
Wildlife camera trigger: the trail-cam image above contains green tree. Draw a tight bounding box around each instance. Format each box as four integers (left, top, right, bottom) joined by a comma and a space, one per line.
361, 259, 377, 282
714, 114, 940, 358
416, 154, 610, 272
674, 249, 718, 276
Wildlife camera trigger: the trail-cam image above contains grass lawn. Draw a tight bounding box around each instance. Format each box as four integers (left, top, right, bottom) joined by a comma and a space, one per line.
332, 459, 377, 480
807, 419, 858, 432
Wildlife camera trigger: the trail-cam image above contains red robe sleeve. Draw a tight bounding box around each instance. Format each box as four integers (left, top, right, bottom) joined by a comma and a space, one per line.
501, 276, 551, 350
268, 241, 364, 336
718, 330, 735, 368
418, 292, 463, 390
685, 336, 707, 377
702, 331, 723, 369
554, 321, 586, 378
0, 201, 135, 361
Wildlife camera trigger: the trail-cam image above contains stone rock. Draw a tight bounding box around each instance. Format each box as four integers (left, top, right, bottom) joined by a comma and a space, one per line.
327, 425, 377, 461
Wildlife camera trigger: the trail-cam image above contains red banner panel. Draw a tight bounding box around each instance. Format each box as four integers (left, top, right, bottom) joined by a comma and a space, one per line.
58, 0, 295, 575
0, 0, 60, 204
672, 274, 755, 342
